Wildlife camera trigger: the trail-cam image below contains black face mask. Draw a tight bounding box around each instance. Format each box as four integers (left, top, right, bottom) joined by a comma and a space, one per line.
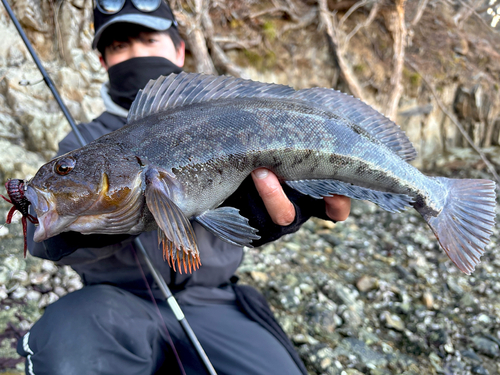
107, 56, 183, 110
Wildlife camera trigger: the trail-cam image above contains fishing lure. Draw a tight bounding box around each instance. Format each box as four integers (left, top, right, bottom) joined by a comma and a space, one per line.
1, 179, 38, 256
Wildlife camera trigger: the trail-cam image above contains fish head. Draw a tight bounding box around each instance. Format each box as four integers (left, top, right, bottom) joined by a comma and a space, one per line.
26, 144, 144, 242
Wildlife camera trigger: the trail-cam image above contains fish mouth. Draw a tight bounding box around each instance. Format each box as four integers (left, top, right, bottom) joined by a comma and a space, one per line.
25, 186, 77, 242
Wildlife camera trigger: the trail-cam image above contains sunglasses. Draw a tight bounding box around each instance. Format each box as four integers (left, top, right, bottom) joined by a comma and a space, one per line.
95, 0, 162, 14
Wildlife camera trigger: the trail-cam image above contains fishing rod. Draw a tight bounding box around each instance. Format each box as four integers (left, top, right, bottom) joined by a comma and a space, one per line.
1, 1, 216, 374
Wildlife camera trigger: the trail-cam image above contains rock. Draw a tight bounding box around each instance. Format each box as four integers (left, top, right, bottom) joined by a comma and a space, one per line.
428, 329, 448, 348
11, 286, 27, 300
299, 283, 315, 295
57, 2, 85, 67
26, 290, 42, 302
453, 38, 469, 55
0, 285, 8, 300
461, 349, 483, 365
356, 275, 378, 292
292, 333, 319, 345
306, 302, 341, 333
250, 271, 268, 283
422, 291, 434, 310
38, 292, 59, 309
65, 276, 83, 292
0, 113, 23, 143
471, 365, 490, 375
299, 344, 341, 375
446, 276, 464, 295
53, 286, 67, 297
428, 352, 443, 373
81, 95, 106, 122
323, 282, 364, 318
0, 266, 8, 285
15, 0, 50, 32
21, 112, 70, 156
471, 336, 500, 358
333, 337, 388, 368
476, 314, 491, 324
343, 369, 364, 375
30, 272, 50, 285
57, 67, 86, 102
0, 139, 45, 181
459, 293, 477, 308
4, 255, 24, 273
11, 270, 29, 286
41, 260, 58, 275
369, 369, 392, 375
8, 44, 26, 67
380, 311, 405, 332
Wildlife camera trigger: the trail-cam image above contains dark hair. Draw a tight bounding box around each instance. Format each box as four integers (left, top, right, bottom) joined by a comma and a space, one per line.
97, 23, 183, 62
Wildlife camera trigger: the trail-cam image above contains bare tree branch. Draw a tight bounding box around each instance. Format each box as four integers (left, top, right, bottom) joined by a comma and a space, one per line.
339, 0, 370, 28
247, 0, 302, 23
407, 60, 500, 185
472, 5, 500, 35
174, 0, 217, 74
281, 5, 317, 33
453, 0, 485, 28
410, 0, 429, 26
345, 1, 380, 44
385, 0, 407, 120
200, 9, 248, 78
211, 36, 262, 50
318, 0, 365, 99
247, 7, 287, 20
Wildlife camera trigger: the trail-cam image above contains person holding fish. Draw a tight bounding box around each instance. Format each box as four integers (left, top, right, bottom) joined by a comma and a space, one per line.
15, 1, 350, 374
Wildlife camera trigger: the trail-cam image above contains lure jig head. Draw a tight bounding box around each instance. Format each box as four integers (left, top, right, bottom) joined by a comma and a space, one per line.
1, 179, 38, 257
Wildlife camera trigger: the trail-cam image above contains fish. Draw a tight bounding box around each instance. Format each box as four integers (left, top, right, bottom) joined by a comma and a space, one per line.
9, 72, 496, 274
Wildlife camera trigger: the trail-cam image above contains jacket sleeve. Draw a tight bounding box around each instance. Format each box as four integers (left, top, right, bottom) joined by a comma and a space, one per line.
26, 219, 133, 261
221, 176, 330, 247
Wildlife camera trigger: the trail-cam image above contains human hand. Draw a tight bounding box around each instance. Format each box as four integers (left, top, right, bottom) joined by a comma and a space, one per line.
251, 168, 351, 226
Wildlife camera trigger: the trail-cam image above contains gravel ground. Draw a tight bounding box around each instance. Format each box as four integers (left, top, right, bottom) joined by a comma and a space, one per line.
0, 153, 499, 374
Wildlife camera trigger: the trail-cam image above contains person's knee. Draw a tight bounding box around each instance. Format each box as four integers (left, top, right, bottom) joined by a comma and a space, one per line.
19, 285, 136, 356
17, 285, 158, 374
39, 284, 128, 328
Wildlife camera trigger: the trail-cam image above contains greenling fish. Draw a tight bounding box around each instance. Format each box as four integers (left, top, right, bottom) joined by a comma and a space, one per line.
12, 72, 495, 274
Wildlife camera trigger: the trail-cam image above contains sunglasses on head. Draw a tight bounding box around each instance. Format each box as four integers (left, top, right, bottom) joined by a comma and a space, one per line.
94, 0, 162, 14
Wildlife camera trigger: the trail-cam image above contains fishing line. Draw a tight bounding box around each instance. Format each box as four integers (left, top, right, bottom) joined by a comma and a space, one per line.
19, 78, 44, 86
131, 246, 186, 375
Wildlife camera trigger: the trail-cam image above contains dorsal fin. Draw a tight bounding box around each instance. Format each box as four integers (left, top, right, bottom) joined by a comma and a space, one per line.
128, 73, 417, 162
290, 88, 417, 162
128, 72, 296, 123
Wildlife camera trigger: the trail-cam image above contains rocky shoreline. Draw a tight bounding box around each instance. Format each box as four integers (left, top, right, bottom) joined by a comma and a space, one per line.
1, 160, 499, 374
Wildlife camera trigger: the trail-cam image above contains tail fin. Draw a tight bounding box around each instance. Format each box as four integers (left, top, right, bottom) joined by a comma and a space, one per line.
423, 178, 496, 275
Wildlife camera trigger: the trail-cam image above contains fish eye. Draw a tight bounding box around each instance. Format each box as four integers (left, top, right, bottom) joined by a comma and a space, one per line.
54, 157, 76, 176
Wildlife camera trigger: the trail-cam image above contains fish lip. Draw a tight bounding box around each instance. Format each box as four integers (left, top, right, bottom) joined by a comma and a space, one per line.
25, 186, 49, 214
32, 211, 54, 242
25, 186, 75, 242
32, 210, 77, 242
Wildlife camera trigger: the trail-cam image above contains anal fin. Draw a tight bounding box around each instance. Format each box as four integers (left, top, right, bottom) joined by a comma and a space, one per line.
286, 179, 413, 213
196, 207, 260, 247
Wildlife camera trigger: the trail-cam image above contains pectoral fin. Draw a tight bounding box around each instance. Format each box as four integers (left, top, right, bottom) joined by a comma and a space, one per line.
196, 207, 260, 247
145, 171, 200, 273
